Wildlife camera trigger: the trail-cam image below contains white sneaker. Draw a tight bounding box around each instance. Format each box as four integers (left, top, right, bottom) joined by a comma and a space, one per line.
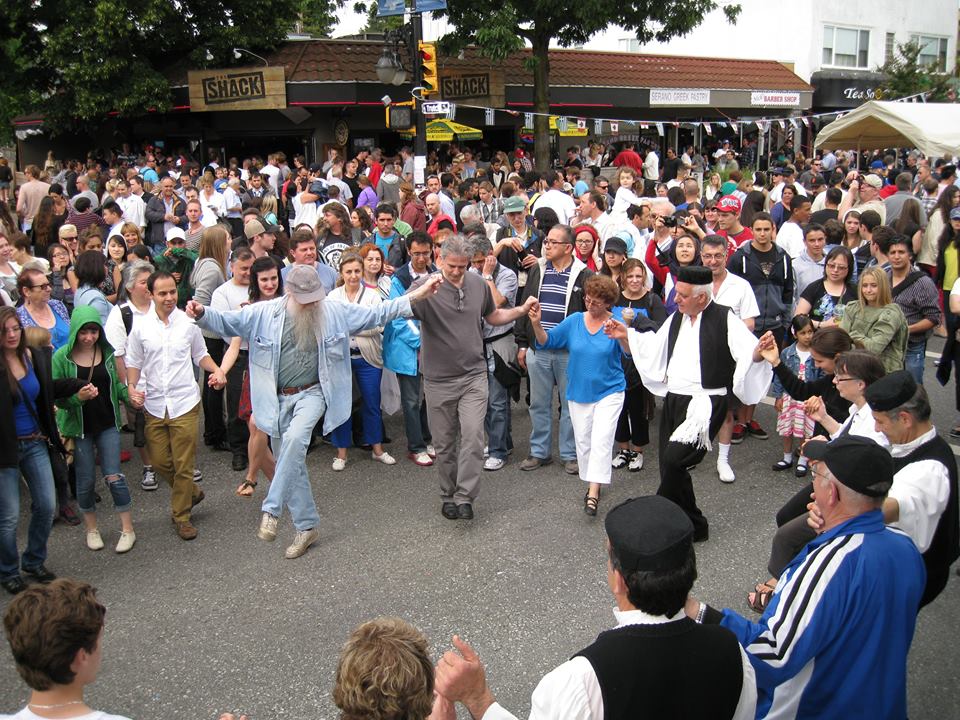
193, 468, 203, 483
717, 461, 736, 484
257, 512, 278, 542
372, 451, 396, 465
285, 527, 320, 559
426, 444, 437, 458
86, 529, 104, 551
484, 457, 505, 471
332, 457, 347, 471
483, 445, 489, 458
409, 451, 433, 466
628, 453, 644, 472
115, 531, 136, 554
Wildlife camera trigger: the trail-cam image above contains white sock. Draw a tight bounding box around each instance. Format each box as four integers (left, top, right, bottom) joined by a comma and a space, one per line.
797, 456, 807, 468
718, 443, 731, 464
783, 452, 794, 464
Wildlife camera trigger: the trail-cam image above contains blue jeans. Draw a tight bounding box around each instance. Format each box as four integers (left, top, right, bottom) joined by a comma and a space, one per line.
332, 357, 382, 448
74, 427, 131, 514
397, 372, 431, 453
905, 342, 926, 386
0, 439, 56, 580
527, 348, 576, 461
485, 371, 513, 460
263, 386, 325, 531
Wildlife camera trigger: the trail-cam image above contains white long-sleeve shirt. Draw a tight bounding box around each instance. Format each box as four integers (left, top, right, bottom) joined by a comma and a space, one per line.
889, 427, 951, 553
482, 608, 756, 720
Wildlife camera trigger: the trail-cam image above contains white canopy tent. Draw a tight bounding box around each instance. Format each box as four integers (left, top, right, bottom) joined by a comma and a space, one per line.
814, 100, 960, 160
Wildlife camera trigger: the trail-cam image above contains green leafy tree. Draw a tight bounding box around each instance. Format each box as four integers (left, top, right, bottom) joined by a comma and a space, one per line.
431, 1, 741, 169
0, 0, 341, 138
875, 39, 953, 102
360, 3, 404, 34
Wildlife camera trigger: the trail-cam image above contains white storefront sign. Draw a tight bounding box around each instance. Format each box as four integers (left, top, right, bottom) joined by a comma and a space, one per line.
751, 91, 801, 107
649, 88, 711, 106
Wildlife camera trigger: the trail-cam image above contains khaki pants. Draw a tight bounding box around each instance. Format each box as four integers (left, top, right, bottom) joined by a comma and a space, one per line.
145, 403, 202, 523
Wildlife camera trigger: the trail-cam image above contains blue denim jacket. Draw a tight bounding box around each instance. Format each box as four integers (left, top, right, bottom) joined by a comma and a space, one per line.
198, 295, 413, 436
771, 341, 822, 398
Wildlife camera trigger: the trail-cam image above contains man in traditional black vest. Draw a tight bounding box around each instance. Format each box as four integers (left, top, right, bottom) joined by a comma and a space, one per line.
433, 495, 757, 719
607, 266, 772, 541
865, 370, 959, 608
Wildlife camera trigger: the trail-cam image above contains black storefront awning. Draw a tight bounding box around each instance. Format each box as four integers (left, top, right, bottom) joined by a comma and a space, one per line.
811, 70, 887, 110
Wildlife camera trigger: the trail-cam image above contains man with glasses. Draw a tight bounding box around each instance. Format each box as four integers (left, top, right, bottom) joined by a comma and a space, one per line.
515, 225, 592, 476
700, 236, 759, 484
685, 434, 924, 719
411, 236, 537, 520
593, 177, 614, 210
838, 172, 887, 224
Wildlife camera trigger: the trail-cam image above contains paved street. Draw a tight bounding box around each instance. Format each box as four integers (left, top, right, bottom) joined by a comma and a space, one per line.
1, 349, 959, 719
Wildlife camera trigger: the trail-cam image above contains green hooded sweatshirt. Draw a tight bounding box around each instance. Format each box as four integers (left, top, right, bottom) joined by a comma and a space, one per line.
52, 305, 129, 438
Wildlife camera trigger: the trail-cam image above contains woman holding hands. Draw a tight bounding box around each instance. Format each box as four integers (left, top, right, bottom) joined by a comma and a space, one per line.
528, 274, 627, 516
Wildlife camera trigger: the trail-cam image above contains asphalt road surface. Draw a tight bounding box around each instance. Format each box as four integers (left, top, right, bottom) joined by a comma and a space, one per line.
1, 347, 958, 719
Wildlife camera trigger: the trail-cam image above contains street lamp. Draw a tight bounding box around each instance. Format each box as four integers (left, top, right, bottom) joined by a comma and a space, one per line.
233, 48, 269, 66
375, 47, 407, 86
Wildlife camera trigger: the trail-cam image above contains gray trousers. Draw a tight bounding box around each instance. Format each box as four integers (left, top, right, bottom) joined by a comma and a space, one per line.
425, 372, 488, 505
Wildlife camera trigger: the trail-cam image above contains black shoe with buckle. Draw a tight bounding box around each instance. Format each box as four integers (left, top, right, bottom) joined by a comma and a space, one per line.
22, 565, 56, 583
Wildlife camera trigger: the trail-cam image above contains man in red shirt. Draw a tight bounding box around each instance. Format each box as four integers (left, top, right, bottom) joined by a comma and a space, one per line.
715, 195, 753, 255
612, 142, 644, 174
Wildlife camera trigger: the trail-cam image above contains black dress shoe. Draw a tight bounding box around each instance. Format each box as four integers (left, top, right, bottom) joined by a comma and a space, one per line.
457, 503, 474, 520
441, 502, 459, 520
1, 576, 27, 594
693, 525, 710, 543
208, 440, 230, 452
232, 454, 249, 472
22, 565, 56, 583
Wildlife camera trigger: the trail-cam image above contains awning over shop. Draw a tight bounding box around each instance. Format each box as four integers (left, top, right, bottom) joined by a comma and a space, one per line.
399, 119, 483, 141
814, 100, 960, 158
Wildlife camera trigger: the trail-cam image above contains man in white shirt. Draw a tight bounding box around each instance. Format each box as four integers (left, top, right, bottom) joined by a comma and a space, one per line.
101, 200, 125, 240
125, 271, 225, 541
210, 248, 254, 474
775, 194, 811, 259
700, 236, 759, 484
866, 371, 958, 609
260, 154, 281, 196
114, 179, 146, 231
642, 147, 660, 183
198, 178, 226, 224
434, 495, 756, 719
531, 170, 576, 224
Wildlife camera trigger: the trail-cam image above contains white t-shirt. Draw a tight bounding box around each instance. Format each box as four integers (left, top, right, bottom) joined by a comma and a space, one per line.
292, 193, 320, 229
714, 272, 760, 322
260, 164, 281, 195
776, 222, 805, 259
949, 276, 960, 298
1, 709, 131, 720
210, 279, 250, 347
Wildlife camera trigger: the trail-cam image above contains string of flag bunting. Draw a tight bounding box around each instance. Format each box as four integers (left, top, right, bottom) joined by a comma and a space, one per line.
423, 91, 929, 137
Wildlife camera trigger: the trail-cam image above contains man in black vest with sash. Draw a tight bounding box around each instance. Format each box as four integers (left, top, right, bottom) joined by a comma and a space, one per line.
865, 370, 959, 607
607, 266, 772, 541
433, 495, 756, 719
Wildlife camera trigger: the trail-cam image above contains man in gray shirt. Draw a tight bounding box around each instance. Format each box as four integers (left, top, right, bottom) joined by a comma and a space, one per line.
412, 236, 537, 520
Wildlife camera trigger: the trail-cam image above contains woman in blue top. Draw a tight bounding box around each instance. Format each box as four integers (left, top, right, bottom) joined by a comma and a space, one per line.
529, 274, 626, 516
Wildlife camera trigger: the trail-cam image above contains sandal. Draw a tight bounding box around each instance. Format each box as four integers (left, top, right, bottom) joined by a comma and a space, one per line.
584, 493, 599, 517
747, 581, 776, 613
235, 480, 257, 497
771, 459, 793, 471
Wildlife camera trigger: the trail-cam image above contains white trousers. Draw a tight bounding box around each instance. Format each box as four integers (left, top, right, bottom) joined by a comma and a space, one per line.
568, 392, 625, 486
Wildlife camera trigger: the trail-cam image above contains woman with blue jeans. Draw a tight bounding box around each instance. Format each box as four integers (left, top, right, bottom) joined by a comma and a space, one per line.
52, 305, 135, 553
0, 306, 83, 595
327, 253, 395, 470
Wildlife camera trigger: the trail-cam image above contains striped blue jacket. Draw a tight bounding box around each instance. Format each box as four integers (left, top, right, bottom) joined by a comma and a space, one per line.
721, 511, 924, 719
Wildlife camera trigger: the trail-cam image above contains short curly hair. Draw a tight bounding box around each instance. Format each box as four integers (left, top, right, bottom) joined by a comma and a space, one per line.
584, 273, 620, 308
333, 617, 434, 720
3, 579, 106, 690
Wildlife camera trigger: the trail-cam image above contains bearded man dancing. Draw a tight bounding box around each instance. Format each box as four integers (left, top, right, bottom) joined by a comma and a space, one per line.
186, 265, 440, 559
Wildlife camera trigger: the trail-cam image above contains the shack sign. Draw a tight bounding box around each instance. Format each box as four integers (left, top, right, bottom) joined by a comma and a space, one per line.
188, 67, 286, 112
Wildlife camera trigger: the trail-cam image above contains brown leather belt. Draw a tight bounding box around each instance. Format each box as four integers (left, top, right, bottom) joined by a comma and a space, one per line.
278, 381, 319, 396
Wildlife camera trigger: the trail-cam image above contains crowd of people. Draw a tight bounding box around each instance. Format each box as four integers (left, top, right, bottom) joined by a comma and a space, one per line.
0, 136, 958, 717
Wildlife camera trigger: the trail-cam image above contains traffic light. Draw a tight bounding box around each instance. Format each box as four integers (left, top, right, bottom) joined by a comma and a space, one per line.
418, 42, 438, 97
386, 101, 414, 129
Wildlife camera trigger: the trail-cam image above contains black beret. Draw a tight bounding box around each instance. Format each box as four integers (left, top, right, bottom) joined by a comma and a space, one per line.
605, 496, 693, 573
677, 266, 712, 285
802, 436, 893, 497
863, 370, 917, 412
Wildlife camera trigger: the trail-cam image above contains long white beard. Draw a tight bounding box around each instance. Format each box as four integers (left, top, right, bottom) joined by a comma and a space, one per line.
287, 300, 322, 352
